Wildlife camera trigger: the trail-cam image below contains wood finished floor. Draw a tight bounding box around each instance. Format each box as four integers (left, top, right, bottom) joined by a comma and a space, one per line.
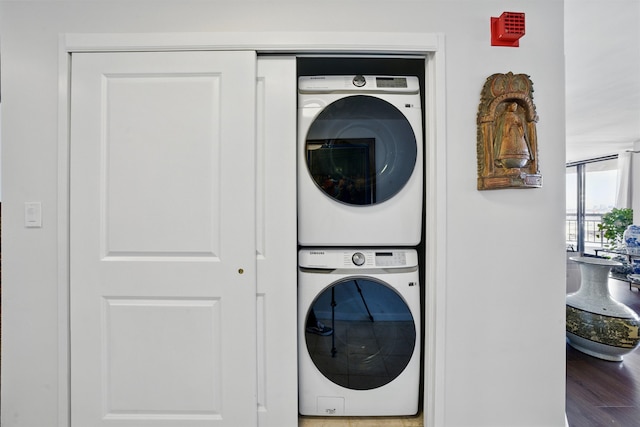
299, 413, 423, 427
566, 278, 640, 427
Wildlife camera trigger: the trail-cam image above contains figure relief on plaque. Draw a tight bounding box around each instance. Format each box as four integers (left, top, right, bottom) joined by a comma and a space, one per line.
494, 101, 532, 169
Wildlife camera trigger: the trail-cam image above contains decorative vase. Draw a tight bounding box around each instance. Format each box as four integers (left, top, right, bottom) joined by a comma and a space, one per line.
566, 256, 640, 361
624, 224, 640, 255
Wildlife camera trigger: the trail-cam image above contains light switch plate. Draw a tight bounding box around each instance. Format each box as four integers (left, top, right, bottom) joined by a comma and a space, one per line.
25, 202, 42, 228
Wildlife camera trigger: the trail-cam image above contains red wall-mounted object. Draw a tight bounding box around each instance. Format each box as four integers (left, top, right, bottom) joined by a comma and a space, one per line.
491, 12, 525, 47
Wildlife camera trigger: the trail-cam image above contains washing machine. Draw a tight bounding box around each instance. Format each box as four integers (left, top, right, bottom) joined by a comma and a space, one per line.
298, 248, 421, 416
298, 75, 423, 246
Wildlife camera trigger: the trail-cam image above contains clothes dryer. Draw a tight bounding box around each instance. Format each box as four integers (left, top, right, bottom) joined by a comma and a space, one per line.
298, 248, 421, 416
298, 75, 423, 246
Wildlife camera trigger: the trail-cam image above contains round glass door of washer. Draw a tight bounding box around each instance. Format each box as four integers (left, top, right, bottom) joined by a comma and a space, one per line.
304, 278, 416, 390
304, 95, 418, 206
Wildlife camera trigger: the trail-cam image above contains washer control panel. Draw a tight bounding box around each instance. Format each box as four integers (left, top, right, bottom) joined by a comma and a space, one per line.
299, 248, 418, 269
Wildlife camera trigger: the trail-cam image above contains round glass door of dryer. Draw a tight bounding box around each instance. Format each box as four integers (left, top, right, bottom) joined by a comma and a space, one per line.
304, 95, 417, 206
304, 278, 416, 390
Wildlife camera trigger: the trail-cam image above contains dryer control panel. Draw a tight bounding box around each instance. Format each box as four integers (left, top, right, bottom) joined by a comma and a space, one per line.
298, 75, 420, 94
299, 248, 418, 269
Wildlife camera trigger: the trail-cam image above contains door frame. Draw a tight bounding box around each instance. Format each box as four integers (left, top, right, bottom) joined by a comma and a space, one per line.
57, 31, 448, 427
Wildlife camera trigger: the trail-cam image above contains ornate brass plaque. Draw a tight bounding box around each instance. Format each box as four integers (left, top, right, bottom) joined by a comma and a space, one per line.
477, 72, 542, 190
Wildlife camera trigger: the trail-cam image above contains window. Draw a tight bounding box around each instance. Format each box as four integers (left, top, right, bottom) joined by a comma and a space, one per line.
566, 156, 618, 253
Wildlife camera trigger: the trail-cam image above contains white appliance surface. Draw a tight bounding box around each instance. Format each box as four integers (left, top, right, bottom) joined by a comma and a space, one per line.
298, 75, 423, 246
298, 248, 421, 416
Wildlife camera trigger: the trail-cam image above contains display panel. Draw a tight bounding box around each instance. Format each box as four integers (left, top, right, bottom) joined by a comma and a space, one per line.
376, 77, 408, 88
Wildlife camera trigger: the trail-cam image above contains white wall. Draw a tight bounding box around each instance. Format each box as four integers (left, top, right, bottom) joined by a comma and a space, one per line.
633, 141, 640, 223
0, 1, 567, 426
441, 4, 566, 426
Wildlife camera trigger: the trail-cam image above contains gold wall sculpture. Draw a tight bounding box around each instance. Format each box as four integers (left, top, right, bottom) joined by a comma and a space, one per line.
477, 72, 542, 190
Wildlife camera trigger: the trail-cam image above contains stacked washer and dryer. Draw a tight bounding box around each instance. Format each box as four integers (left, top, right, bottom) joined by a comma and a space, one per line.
297, 75, 424, 417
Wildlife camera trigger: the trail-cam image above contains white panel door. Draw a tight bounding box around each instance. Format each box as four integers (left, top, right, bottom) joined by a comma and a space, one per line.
255, 56, 298, 427
70, 51, 257, 427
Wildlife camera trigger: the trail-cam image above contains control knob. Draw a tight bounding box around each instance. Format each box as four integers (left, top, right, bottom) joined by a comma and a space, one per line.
352, 75, 366, 87
352, 252, 366, 266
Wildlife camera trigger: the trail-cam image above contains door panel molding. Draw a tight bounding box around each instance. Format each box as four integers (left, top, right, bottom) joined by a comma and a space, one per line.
102, 297, 222, 421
